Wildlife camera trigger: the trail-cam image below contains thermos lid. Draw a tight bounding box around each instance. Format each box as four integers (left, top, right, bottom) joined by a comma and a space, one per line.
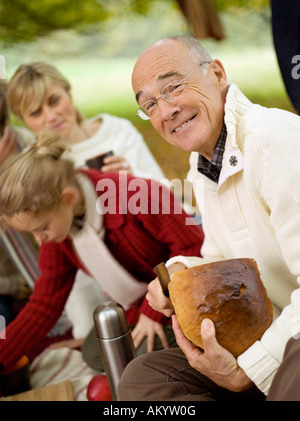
93, 301, 129, 339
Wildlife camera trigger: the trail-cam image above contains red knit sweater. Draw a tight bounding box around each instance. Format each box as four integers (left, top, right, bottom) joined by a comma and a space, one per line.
0, 170, 204, 373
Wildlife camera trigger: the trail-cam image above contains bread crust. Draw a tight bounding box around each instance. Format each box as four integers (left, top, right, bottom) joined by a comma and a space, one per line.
168, 258, 273, 357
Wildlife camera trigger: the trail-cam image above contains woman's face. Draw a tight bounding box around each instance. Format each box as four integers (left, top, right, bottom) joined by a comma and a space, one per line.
21, 84, 78, 140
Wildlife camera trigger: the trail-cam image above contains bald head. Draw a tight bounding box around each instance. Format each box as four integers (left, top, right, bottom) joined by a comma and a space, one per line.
132, 36, 212, 93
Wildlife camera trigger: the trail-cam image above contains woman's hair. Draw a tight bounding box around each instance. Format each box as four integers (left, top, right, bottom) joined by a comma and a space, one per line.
0, 130, 76, 221
7, 61, 83, 123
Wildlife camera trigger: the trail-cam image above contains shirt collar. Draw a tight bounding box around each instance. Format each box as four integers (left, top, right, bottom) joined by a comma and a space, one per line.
197, 123, 227, 183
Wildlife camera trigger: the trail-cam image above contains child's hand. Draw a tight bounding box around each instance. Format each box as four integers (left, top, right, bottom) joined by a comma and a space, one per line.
131, 313, 169, 352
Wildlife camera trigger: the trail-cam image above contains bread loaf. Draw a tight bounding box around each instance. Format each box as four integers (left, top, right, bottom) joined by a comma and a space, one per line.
168, 258, 273, 357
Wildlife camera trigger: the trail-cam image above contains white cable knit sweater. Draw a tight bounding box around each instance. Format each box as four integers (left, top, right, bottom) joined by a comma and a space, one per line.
167, 83, 300, 395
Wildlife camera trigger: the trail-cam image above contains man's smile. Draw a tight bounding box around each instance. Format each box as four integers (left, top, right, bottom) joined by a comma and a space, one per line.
172, 114, 197, 133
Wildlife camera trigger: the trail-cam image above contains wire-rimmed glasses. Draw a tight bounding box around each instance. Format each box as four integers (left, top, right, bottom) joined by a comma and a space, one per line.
136, 61, 211, 121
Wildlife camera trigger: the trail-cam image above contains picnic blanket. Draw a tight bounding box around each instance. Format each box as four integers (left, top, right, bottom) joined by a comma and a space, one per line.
29, 347, 100, 401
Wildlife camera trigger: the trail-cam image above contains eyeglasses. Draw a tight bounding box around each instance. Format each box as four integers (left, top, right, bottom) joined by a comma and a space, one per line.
136, 61, 211, 121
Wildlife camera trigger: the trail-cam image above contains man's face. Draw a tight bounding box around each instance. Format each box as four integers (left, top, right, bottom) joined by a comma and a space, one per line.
132, 40, 227, 160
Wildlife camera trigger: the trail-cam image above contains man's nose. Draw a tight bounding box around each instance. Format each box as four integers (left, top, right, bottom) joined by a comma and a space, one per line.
157, 98, 180, 120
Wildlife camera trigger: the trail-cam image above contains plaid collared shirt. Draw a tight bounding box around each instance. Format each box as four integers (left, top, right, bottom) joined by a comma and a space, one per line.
197, 123, 227, 183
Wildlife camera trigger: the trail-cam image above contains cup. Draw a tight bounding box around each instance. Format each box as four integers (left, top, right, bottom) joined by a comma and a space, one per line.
86, 151, 114, 170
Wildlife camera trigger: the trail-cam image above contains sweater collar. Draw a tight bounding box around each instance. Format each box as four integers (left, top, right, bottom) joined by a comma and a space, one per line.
70, 172, 103, 237
217, 84, 253, 188
224, 83, 253, 150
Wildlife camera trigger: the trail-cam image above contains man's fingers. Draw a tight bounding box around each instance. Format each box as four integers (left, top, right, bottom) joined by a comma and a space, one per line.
146, 278, 174, 317
200, 318, 223, 358
200, 318, 216, 342
172, 314, 199, 357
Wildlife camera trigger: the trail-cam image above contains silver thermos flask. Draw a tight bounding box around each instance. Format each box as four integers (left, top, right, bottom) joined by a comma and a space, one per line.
93, 301, 137, 401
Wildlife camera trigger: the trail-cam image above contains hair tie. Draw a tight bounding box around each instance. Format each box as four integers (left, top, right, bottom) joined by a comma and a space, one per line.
35, 146, 49, 157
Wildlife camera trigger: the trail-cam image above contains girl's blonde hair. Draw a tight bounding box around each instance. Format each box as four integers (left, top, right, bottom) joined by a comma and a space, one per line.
7, 61, 83, 123
0, 130, 76, 220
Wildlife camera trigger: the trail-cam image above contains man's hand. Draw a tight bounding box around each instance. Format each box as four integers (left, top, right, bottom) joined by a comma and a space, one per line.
0, 127, 17, 166
146, 262, 186, 318
172, 315, 253, 392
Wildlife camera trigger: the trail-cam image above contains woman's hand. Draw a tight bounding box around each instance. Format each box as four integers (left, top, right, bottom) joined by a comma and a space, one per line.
0, 127, 17, 166
172, 315, 253, 392
101, 155, 132, 174
131, 313, 169, 352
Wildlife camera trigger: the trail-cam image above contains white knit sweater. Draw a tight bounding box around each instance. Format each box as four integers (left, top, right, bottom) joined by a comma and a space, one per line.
167, 83, 300, 394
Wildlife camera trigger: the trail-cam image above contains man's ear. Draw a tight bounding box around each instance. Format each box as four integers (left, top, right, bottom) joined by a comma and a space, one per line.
60, 186, 77, 206
210, 59, 227, 88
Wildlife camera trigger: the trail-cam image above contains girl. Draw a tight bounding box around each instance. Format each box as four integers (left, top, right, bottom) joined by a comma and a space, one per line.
0, 131, 203, 373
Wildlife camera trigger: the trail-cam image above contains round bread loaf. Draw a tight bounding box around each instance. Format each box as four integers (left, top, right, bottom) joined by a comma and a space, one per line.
168, 258, 273, 357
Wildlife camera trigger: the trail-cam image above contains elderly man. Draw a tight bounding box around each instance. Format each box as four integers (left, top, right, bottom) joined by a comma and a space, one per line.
118, 35, 300, 401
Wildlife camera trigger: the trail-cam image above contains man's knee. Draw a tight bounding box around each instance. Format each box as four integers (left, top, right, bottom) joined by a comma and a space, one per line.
118, 353, 152, 400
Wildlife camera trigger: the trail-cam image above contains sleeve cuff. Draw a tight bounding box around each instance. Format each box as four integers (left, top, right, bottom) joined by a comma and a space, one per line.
166, 255, 203, 268
166, 255, 222, 269
237, 341, 279, 395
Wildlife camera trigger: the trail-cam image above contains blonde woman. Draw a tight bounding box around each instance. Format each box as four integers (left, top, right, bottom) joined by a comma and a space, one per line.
7, 61, 165, 179
0, 131, 203, 374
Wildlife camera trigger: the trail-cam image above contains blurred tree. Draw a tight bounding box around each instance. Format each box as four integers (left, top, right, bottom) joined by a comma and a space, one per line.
0, 0, 157, 43
0, 0, 269, 44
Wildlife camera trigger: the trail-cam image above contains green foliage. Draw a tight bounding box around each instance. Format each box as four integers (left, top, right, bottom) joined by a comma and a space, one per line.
0, 0, 160, 43
0, 0, 270, 44
0, 0, 101, 42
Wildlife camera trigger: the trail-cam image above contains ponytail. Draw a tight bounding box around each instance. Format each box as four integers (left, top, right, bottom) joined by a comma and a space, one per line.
0, 130, 76, 221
